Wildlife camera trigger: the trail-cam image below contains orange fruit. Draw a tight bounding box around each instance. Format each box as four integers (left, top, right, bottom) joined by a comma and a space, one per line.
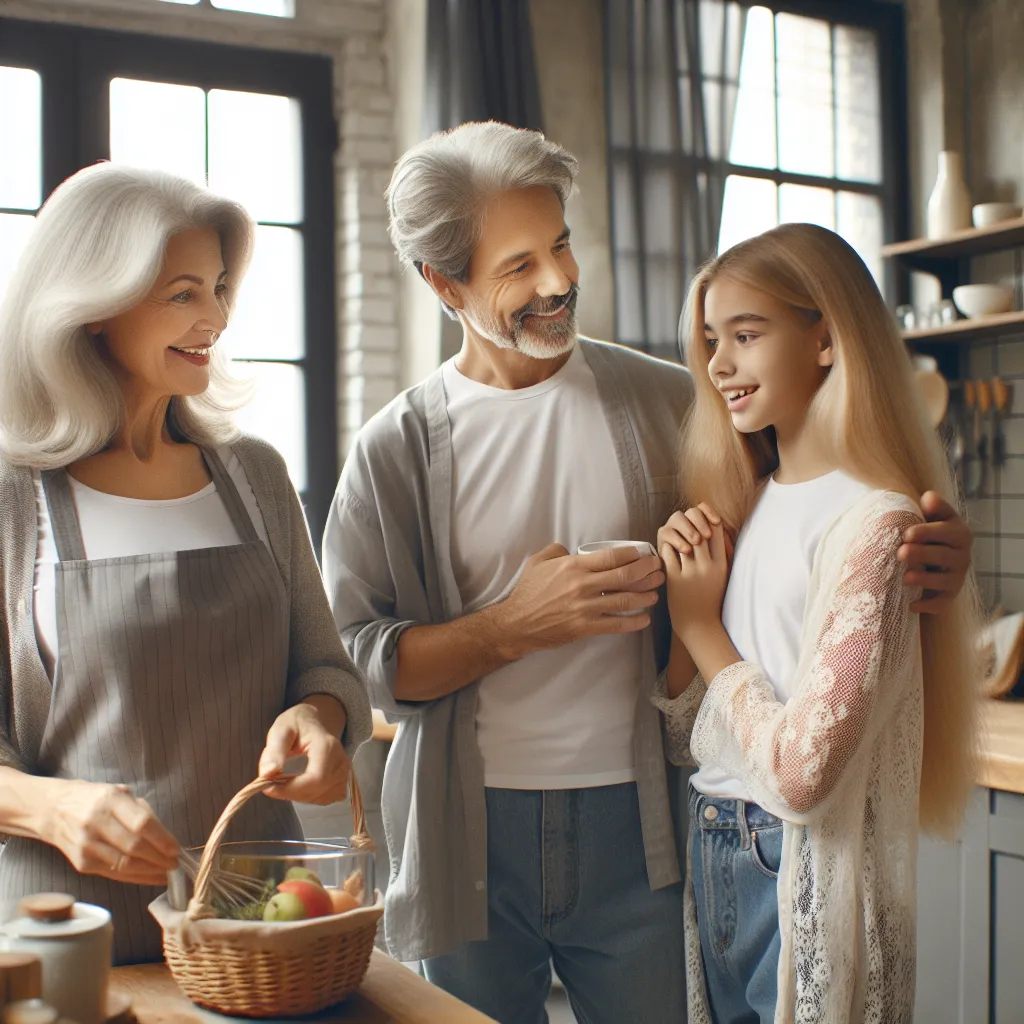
327, 888, 361, 915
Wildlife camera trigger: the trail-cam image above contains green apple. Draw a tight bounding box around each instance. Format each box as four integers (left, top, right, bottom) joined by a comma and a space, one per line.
263, 891, 308, 922
284, 866, 324, 887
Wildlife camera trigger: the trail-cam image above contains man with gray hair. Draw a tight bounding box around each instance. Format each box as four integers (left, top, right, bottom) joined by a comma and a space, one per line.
323, 121, 972, 1023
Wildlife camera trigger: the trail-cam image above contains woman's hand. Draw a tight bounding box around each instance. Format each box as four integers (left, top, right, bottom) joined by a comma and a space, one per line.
39, 779, 180, 886
258, 699, 352, 806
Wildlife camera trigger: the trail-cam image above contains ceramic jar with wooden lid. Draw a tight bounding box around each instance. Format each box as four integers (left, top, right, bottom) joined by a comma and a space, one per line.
0, 895, 110, 1024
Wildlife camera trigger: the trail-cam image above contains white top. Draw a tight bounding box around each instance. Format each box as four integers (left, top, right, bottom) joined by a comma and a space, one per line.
34, 446, 268, 676
442, 345, 642, 789
692, 470, 871, 800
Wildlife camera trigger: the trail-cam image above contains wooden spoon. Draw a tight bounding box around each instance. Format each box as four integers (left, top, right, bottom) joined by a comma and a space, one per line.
993, 376, 1010, 465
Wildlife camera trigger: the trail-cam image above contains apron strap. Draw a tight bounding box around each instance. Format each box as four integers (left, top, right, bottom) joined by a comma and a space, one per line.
202, 446, 260, 545
40, 469, 87, 562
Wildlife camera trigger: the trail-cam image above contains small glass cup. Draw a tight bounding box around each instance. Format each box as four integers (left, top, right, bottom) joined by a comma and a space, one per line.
939, 298, 959, 324
895, 304, 917, 330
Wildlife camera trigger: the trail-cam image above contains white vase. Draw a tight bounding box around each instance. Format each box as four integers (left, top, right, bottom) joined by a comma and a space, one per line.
926, 151, 972, 239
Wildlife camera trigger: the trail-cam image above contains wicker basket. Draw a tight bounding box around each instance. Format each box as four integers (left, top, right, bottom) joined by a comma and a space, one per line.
149, 772, 384, 1017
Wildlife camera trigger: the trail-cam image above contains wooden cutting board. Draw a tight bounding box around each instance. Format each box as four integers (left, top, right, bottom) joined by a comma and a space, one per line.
110, 950, 497, 1024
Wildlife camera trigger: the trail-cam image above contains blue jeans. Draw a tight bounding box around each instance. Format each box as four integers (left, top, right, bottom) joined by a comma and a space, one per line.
689, 785, 783, 1024
421, 784, 686, 1024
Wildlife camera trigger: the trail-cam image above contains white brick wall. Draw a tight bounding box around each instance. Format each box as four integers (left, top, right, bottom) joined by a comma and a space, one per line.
1, 0, 404, 464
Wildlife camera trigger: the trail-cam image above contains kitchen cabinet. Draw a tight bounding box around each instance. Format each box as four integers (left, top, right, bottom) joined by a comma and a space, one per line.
915, 701, 1024, 1022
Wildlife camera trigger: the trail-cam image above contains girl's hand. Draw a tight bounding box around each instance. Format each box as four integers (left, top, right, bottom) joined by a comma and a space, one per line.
658, 503, 722, 558
259, 702, 352, 806
661, 515, 731, 643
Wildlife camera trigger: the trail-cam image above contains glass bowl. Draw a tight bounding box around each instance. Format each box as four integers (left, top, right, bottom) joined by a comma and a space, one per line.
180, 838, 375, 919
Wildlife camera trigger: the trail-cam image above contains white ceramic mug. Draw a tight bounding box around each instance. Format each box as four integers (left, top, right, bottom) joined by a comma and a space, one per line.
577, 540, 658, 616
1, 900, 112, 1024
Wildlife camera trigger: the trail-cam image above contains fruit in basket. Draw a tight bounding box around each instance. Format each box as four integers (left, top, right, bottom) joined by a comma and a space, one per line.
327, 887, 361, 914
284, 866, 325, 887
277, 878, 333, 918
263, 891, 308, 922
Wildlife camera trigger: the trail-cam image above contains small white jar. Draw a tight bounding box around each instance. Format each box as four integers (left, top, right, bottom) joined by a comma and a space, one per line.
1, 895, 111, 1024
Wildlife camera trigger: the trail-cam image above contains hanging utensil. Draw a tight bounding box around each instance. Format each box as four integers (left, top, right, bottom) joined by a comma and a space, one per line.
977, 379, 992, 497
993, 376, 1010, 467
949, 381, 966, 485
962, 380, 982, 498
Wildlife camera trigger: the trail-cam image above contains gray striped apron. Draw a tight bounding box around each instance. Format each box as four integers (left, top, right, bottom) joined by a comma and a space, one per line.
0, 448, 301, 964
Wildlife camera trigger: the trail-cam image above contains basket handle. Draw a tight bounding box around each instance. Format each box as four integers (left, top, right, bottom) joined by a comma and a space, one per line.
188, 768, 375, 920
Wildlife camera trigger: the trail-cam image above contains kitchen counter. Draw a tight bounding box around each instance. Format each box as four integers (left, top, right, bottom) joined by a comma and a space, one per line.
110, 950, 496, 1023
978, 698, 1024, 793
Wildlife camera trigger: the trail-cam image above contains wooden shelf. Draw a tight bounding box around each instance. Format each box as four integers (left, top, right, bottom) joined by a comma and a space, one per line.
882, 217, 1024, 273
901, 310, 1024, 344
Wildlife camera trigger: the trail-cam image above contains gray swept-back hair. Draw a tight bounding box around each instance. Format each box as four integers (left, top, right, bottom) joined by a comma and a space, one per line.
0, 163, 254, 469
386, 121, 579, 291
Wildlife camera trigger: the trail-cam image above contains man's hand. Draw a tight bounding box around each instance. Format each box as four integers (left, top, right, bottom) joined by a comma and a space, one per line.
488, 543, 665, 660
899, 491, 972, 614
259, 701, 351, 806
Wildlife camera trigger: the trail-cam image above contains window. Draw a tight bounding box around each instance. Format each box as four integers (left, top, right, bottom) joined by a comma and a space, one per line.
0, 20, 337, 543
605, 0, 906, 359
718, 7, 886, 284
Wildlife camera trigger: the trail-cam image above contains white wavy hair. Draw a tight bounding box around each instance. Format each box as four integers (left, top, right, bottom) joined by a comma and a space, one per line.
0, 163, 255, 469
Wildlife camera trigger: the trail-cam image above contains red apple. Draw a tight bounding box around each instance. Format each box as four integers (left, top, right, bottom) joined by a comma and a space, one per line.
276, 879, 333, 919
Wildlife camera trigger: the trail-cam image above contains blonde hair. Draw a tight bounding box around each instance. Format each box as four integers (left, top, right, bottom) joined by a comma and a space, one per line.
679, 222, 980, 837
0, 163, 254, 469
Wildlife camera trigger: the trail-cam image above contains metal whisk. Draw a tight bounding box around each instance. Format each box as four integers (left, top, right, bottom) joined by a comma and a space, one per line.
167, 849, 269, 912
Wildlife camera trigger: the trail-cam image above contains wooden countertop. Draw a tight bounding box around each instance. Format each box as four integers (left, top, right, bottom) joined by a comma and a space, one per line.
979, 699, 1024, 794
110, 950, 496, 1023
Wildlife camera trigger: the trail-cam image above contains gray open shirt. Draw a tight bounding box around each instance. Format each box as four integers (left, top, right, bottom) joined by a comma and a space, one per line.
323, 338, 694, 962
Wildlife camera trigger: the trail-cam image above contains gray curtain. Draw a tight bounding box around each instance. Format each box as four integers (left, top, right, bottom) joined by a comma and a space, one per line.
424, 0, 545, 135
605, 0, 745, 360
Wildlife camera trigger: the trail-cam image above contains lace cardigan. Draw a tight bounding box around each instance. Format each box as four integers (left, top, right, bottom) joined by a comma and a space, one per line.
653, 490, 924, 1024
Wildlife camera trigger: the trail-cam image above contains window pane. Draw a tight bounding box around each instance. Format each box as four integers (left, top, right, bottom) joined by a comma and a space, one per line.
233, 362, 306, 490
212, 0, 294, 14
109, 78, 206, 185
728, 7, 776, 169
837, 191, 884, 287
775, 13, 834, 178
718, 175, 777, 254
222, 226, 304, 360
0, 213, 36, 305
208, 90, 302, 223
779, 183, 835, 230
835, 26, 882, 184
0, 67, 42, 210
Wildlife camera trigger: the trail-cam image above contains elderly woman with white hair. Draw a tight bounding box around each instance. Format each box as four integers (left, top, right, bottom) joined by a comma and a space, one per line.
0, 163, 371, 964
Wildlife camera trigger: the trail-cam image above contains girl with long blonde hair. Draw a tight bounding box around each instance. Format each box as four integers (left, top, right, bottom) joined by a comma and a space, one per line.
653, 222, 980, 1023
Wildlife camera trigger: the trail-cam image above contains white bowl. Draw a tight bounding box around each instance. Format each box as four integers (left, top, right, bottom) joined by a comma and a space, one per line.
972, 202, 1022, 228
952, 284, 1014, 318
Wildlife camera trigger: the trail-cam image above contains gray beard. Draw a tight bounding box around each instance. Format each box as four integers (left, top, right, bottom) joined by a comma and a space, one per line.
472, 305, 578, 360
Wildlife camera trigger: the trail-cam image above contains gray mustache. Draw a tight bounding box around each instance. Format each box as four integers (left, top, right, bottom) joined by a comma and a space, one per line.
514, 284, 579, 324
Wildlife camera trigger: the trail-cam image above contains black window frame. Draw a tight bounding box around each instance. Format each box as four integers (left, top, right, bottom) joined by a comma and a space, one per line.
0, 17, 338, 545
604, 0, 910, 358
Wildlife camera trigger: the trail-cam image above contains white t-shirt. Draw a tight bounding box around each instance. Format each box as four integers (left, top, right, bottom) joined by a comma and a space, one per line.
692, 470, 872, 800
443, 345, 642, 789
33, 446, 268, 676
